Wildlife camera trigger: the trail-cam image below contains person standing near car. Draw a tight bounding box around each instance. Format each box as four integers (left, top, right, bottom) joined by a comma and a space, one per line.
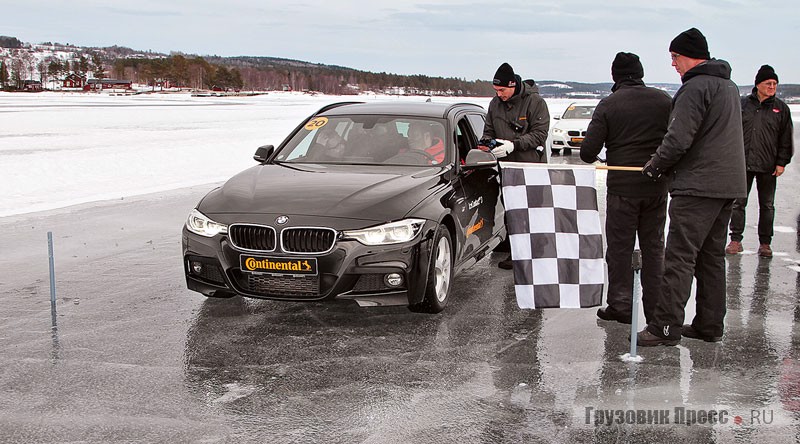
636, 27, 746, 346
482, 62, 550, 164
481, 62, 550, 269
725, 64, 794, 258
580, 52, 672, 325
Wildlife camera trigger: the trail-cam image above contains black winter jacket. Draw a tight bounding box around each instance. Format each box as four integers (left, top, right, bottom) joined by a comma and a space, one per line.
581, 78, 672, 197
741, 90, 794, 173
483, 75, 550, 163
651, 59, 747, 199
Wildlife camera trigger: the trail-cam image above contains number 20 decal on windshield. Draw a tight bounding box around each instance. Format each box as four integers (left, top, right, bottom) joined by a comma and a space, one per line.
304, 117, 328, 131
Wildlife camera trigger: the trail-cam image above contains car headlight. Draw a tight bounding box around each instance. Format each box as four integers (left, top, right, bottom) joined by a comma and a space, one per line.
552, 128, 564, 135
186, 209, 228, 237
343, 218, 425, 245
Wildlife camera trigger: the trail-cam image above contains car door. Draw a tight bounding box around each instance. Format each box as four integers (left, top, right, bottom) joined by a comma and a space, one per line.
452, 112, 503, 259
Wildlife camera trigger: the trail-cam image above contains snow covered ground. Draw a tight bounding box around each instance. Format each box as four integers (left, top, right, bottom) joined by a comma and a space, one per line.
1, 91, 797, 218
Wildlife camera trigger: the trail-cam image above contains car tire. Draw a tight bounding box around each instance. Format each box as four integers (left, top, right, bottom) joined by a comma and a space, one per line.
410, 225, 453, 313
550, 146, 561, 156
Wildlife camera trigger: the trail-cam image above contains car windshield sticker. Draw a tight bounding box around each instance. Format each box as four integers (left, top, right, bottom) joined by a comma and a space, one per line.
304, 117, 328, 131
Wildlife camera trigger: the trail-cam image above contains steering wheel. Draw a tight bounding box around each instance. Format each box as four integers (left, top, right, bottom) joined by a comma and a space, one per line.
386, 150, 439, 165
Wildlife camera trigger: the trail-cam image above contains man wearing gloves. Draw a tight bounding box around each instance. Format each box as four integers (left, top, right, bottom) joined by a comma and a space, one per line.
636, 28, 746, 346
580, 52, 672, 326
726, 64, 794, 258
482, 62, 550, 269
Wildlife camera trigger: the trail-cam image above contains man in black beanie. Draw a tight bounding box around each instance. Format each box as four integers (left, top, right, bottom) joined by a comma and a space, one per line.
482, 62, 550, 164
726, 64, 794, 257
667, 27, 710, 60
636, 27, 747, 346
580, 52, 672, 325
482, 62, 550, 269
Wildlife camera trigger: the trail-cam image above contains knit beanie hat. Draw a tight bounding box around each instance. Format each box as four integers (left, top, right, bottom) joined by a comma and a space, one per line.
611, 52, 644, 82
493, 63, 517, 87
754, 64, 779, 85
669, 27, 710, 60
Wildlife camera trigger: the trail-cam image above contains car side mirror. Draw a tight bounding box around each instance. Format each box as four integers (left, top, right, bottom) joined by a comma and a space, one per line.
462, 149, 498, 169
253, 145, 274, 163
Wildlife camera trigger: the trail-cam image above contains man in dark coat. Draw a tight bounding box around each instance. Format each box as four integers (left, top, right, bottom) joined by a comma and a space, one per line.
483, 62, 550, 269
580, 52, 672, 325
726, 64, 794, 258
636, 28, 747, 346
482, 62, 550, 163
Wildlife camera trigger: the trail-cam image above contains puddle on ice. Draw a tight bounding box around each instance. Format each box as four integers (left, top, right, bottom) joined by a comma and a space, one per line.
211, 383, 259, 404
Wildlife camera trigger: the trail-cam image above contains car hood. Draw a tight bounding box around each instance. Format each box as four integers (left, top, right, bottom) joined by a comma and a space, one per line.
198, 163, 444, 223
553, 118, 591, 131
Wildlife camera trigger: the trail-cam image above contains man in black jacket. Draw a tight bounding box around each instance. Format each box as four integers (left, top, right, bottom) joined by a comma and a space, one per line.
636, 28, 747, 346
482, 62, 550, 269
726, 65, 794, 258
581, 52, 672, 325
482, 62, 550, 164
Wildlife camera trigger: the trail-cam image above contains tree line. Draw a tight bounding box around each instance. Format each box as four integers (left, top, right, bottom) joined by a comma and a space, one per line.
204, 56, 494, 95
122, 54, 496, 95
111, 55, 244, 91
1, 40, 494, 95
0, 49, 246, 91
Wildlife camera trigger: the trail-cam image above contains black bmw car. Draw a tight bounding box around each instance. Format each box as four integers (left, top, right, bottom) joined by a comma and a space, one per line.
182, 101, 505, 313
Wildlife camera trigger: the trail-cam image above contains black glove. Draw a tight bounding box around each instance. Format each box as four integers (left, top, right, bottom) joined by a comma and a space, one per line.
478, 138, 499, 149
642, 157, 663, 181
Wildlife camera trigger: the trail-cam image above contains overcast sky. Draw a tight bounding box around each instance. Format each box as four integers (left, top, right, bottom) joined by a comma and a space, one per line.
2, 0, 798, 85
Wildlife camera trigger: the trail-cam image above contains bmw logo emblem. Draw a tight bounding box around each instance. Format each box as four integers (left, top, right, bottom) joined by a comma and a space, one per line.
275, 215, 289, 225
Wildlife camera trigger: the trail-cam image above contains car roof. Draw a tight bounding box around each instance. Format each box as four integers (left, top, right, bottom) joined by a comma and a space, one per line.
317, 101, 485, 119
567, 100, 600, 107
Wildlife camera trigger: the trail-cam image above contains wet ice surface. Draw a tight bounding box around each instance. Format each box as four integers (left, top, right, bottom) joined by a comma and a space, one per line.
178, 249, 800, 443
0, 95, 799, 443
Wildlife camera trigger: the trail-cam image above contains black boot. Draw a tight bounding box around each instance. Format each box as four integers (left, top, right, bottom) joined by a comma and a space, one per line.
682, 324, 722, 342
596, 308, 632, 324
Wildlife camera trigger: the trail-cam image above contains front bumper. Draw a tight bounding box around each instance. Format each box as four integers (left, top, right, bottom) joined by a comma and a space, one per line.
551, 132, 584, 149
182, 220, 438, 306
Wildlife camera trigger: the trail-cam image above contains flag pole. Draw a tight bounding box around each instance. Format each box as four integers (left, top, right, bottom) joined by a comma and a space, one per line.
595, 165, 643, 172
629, 249, 642, 359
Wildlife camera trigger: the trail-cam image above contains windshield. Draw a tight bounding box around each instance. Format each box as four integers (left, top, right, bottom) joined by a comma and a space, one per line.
273, 115, 449, 166
561, 105, 596, 119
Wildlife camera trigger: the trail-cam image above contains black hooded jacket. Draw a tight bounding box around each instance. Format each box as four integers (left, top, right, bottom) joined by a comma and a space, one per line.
483, 75, 550, 163
741, 89, 794, 173
580, 78, 672, 197
651, 59, 747, 199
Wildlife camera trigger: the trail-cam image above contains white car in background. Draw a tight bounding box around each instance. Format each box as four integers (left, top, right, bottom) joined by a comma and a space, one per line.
549, 102, 598, 156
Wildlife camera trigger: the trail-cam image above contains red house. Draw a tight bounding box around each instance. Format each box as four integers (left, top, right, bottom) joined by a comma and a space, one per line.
62, 73, 85, 88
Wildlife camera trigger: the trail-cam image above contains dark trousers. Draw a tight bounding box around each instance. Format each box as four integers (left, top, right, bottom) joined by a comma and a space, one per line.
647, 196, 733, 339
605, 194, 667, 324
729, 171, 777, 245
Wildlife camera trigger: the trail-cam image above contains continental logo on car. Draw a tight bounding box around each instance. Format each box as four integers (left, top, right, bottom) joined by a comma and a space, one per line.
240, 256, 318, 275
466, 218, 485, 236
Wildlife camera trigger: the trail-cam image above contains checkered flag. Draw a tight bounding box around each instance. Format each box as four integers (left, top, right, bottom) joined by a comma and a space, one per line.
500, 162, 604, 309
